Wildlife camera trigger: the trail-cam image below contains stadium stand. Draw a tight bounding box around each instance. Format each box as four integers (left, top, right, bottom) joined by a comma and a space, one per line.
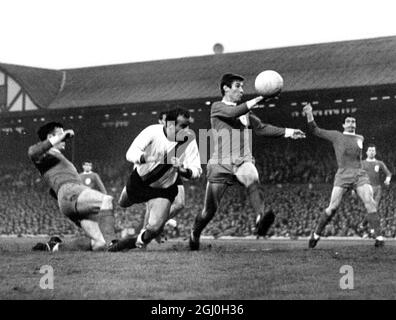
1, 36, 396, 238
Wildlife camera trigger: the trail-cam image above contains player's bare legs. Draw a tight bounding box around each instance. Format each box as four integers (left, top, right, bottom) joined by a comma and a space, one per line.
169, 185, 185, 219
235, 162, 275, 237
309, 186, 346, 248
79, 219, 107, 251
356, 184, 384, 246
190, 182, 228, 250
109, 198, 171, 251
141, 185, 184, 243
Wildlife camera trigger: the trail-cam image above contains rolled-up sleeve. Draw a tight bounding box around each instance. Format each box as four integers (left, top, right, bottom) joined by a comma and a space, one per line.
126, 126, 152, 164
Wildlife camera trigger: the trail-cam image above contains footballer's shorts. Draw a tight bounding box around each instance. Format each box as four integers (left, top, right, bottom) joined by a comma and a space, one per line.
206, 156, 254, 185
333, 168, 371, 189
57, 183, 107, 227
126, 169, 178, 205
176, 175, 183, 186
372, 185, 382, 205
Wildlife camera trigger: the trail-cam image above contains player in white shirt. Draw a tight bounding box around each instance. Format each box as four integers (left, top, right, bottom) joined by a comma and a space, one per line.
109, 108, 201, 251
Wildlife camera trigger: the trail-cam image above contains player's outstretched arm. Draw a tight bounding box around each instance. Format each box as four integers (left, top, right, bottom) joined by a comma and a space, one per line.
302, 103, 338, 142
249, 113, 305, 139
211, 96, 264, 118
28, 129, 74, 162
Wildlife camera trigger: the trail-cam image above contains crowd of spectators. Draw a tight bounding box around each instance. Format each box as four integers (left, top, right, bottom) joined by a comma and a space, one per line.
1, 139, 395, 238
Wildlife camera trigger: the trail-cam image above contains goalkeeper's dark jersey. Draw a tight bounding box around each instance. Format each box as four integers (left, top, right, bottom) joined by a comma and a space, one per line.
28, 140, 82, 196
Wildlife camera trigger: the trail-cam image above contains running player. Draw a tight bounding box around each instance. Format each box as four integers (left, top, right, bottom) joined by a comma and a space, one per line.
189, 73, 306, 250
108, 108, 201, 251
303, 104, 385, 248
29, 122, 116, 251
80, 161, 107, 194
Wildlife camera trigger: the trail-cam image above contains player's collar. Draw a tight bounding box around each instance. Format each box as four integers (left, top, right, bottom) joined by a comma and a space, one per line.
222, 98, 237, 106
342, 131, 356, 136
49, 148, 62, 154
366, 158, 377, 162
83, 171, 92, 174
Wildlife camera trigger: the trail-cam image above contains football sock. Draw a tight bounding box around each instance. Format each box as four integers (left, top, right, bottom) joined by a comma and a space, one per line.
247, 182, 265, 217
192, 213, 212, 236
315, 210, 335, 236
60, 237, 92, 251
98, 209, 116, 242
366, 211, 381, 238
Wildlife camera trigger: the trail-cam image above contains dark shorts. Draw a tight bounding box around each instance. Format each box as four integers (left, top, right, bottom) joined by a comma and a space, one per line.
126, 169, 178, 204
57, 183, 108, 227
176, 175, 183, 186
372, 185, 382, 204
333, 168, 371, 189
206, 157, 254, 186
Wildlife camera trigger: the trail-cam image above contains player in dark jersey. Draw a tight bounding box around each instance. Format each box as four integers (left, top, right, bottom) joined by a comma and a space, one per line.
79, 161, 107, 194
362, 144, 392, 207
189, 73, 306, 250
28, 122, 116, 251
359, 144, 392, 237
303, 104, 385, 248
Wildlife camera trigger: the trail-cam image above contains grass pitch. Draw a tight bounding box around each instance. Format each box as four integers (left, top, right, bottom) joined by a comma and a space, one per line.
0, 237, 395, 300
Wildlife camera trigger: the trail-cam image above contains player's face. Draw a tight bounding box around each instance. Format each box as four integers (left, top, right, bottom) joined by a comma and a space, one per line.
165, 116, 190, 141
367, 147, 376, 159
158, 114, 166, 125
225, 81, 244, 103
48, 127, 65, 150
83, 163, 92, 172
342, 117, 356, 133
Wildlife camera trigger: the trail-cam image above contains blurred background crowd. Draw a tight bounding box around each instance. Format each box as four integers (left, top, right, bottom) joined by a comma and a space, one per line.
1, 138, 395, 238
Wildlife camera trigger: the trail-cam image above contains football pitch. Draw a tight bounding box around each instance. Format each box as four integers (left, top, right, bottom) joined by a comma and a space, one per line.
0, 237, 395, 300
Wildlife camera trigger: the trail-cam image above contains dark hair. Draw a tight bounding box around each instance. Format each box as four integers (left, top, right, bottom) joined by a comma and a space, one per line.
37, 122, 63, 141
367, 144, 376, 149
165, 108, 193, 128
220, 73, 244, 96
158, 111, 167, 121
343, 114, 356, 123
83, 161, 93, 166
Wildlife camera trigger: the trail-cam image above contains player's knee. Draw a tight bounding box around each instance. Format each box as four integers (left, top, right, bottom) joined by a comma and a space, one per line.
325, 207, 337, 216
101, 195, 113, 211
91, 239, 107, 251
146, 221, 163, 235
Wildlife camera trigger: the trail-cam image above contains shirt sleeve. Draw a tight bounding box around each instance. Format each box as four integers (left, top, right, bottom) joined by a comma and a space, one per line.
126, 126, 153, 163
95, 173, 108, 194
27, 140, 53, 162
182, 140, 202, 179
211, 101, 250, 118
249, 112, 286, 137
380, 161, 392, 178
307, 120, 339, 142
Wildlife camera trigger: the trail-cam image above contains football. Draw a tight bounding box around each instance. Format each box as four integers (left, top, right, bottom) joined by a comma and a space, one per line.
254, 70, 283, 97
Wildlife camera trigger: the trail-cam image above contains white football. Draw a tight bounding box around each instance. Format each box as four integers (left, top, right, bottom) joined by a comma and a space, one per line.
254, 70, 283, 96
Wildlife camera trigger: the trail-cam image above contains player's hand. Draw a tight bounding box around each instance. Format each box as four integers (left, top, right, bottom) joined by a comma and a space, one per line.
302, 103, 313, 115
170, 157, 182, 168
60, 129, 74, 141
144, 153, 161, 163
247, 96, 264, 109
290, 129, 306, 139
384, 177, 391, 186
351, 190, 357, 198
